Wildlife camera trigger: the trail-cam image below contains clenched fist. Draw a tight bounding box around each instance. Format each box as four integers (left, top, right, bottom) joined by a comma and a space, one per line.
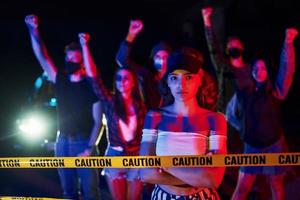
25, 14, 39, 29
285, 28, 299, 43
201, 7, 213, 27
78, 33, 91, 45
128, 20, 143, 36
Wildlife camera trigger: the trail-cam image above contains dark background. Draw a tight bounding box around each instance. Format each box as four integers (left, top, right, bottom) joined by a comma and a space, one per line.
0, 0, 300, 199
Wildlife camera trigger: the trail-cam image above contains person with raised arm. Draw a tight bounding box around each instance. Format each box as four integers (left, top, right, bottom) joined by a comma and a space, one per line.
24, 15, 102, 200
116, 19, 171, 110
230, 28, 298, 200
116, 20, 219, 111
79, 33, 146, 200
202, 7, 248, 112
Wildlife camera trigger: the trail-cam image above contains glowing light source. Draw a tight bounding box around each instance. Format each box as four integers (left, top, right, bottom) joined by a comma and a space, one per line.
49, 97, 57, 107
17, 112, 49, 140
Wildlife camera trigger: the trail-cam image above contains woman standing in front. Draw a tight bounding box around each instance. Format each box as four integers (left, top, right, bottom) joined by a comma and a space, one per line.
140, 49, 227, 200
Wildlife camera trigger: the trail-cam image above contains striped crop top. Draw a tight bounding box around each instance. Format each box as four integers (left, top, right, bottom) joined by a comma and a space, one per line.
142, 110, 227, 156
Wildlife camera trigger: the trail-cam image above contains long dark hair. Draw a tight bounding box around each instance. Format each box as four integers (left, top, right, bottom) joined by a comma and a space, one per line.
112, 67, 144, 123
251, 57, 274, 92
159, 76, 174, 106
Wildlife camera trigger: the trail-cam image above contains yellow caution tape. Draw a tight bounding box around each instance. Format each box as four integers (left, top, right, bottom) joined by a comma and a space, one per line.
0, 153, 299, 168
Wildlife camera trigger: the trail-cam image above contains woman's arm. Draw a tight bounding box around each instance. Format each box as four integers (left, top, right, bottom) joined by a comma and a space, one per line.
115, 20, 144, 74
163, 113, 227, 188
273, 28, 298, 100
140, 141, 187, 185
139, 111, 187, 186
79, 33, 112, 102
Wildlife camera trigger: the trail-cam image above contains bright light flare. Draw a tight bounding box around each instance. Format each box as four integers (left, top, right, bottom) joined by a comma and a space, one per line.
17, 113, 49, 140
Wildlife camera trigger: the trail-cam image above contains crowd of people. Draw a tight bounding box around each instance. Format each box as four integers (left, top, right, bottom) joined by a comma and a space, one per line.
24, 4, 298, 200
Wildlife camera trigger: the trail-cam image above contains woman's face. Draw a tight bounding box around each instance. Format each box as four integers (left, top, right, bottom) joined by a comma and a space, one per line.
115, 69, 135, 94
252, 59, 268, 83
153, 50, 169, 72
167, 69, 201, 102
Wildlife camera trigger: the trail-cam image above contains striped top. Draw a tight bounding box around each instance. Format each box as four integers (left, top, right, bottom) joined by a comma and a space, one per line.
142, 109, 226, 156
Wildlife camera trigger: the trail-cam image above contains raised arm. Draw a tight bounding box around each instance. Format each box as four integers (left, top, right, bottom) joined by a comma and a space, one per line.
79, 33, 112, 102
274, 28, 298, 100
24, 14, 57, 83
201, 7, 229, 75
115, 20, 144, 71
79, 33, 97, 77
201, 7, 232, 111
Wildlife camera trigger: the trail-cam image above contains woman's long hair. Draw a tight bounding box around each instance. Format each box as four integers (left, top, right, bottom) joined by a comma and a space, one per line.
250, 57, 274, 93
159, 76, 174, 106
112, 67, 144, 123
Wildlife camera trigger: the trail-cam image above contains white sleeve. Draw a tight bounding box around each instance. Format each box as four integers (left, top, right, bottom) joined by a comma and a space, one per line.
209, 133, 227, 151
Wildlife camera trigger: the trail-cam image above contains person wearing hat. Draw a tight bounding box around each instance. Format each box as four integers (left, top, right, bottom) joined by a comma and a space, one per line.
115, 19, 171, 110
140, 49, 227, 199
116, 20, 219, 111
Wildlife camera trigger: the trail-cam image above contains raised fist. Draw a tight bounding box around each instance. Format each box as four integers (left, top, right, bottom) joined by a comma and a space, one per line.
128, 20, 143, 36
201, 7, 213, 27
25, 14, 39, 29
78, 33, 91, 45
201, 7, 213, 19
285, 28, 298, 43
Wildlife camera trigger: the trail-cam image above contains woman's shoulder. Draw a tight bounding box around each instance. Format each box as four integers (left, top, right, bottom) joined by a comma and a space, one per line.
210, 111, 226, 119
206, 111, 227, 132
146, 106, 173, 116
196, 109, 227, 127
206, 111, 227, 122
145, 108, 164, 119
194, 107, 224, 117
144, 108, 166, 129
